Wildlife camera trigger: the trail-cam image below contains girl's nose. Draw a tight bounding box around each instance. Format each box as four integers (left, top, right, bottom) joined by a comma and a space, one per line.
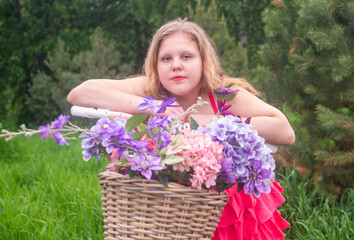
172, 58, 182, 71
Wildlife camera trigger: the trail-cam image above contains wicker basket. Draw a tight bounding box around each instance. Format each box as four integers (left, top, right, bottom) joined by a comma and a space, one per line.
99, 171, 229, 240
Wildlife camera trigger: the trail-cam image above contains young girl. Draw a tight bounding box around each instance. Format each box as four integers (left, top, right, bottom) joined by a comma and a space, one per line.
68, 18, 295, 240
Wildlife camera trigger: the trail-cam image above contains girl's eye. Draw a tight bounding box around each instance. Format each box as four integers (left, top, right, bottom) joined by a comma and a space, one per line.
182, 54, 192, 60
161, 56, 171, 61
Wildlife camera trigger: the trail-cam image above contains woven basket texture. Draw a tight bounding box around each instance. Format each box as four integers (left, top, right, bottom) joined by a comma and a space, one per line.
99, 171, 229, 240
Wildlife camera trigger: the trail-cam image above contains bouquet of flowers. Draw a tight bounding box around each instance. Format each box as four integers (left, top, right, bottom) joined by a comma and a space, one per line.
0, 88, 276, 197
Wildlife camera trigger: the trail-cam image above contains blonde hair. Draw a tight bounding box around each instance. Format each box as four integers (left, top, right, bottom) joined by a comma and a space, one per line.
143, 18, 258, 98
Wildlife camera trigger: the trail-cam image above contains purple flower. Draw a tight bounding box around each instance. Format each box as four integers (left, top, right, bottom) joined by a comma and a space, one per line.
90, 118, 122, 139
38, 115, 70, 139
82, 146, 100, 161
199, 115, 276, 197
244, 117, 251, 124
38, 115, 70, 145
39, 124, 51, 139
51, 115, 70, 129
243, 165, 272, 197
80, 132, 102, 161
137, 97, 179, 113
210, 127, 227, 141
80, 118, 141, 161
218, 157, 236, 184
216, 87, 240, 94
129, 153, 164, 179
146, 115, 173, 132
217, 99, 233, 116
52, 132, 69, 146
81, 134, 99, 149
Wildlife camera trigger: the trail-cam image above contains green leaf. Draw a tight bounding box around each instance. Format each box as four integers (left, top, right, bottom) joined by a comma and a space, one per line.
130, 131, 147, 140
215, 92, 226, 101
156, 147, 167, 157
237, 182, 244, 193
224, 93, 237, 101
128, 169, 137, 179
190, 117, 199, 130
169, 135, 181, 146
150, 126, 160, 137
156, 172, 169, 188
163, 155, 184, 165
125, 114, 149, 132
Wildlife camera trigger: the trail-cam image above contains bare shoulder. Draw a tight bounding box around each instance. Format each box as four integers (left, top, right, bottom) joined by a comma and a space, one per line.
229, 87, 279, 117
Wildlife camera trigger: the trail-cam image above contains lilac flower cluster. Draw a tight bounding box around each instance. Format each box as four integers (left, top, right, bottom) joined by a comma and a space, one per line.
146, 114, 176, 150
39, 114, 70, 145
199, 115, 275, 197
80, 97, 180, 178
81, 118, 147, 161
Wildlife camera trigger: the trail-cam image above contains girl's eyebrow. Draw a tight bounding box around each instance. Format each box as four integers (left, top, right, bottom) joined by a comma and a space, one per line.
159, 50, 196, 55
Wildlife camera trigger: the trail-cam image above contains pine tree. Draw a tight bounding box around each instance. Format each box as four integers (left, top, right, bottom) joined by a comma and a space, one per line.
28, 28, 134, 123
260, 0, 353, 196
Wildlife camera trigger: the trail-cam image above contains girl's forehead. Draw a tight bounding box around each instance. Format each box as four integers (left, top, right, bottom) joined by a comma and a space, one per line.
158, 32, 199, 53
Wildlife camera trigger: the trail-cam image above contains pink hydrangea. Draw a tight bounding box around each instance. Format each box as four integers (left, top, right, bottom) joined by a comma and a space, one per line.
166, 130, 224, 189
108, 149, 119, 172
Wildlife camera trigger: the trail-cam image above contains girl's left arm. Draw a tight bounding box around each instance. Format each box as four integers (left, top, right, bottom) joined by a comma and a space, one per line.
230, 88, 295, 146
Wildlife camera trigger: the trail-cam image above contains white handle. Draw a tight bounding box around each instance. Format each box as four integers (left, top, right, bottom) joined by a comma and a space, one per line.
70, 106, 132, 119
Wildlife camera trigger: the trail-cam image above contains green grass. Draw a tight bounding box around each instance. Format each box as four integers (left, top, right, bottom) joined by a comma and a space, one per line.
0, 135, 106, 240
0, 136, 353, 239
278, 170, 354, 240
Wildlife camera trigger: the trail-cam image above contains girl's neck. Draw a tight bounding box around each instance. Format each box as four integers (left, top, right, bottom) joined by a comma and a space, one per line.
175, 89, 205, 110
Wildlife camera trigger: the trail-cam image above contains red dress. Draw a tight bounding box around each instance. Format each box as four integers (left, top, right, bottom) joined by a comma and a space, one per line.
208, 93, 290, 239
212, 180, 290, 239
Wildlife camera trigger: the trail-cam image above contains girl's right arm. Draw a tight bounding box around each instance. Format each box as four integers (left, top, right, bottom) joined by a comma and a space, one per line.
67, 77, 148, 114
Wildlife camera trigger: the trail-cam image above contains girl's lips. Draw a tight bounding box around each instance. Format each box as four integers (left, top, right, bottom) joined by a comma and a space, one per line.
171, 76, 185, 81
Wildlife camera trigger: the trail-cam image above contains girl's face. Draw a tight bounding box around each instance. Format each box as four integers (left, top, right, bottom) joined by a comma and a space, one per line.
157, 32, 202, 100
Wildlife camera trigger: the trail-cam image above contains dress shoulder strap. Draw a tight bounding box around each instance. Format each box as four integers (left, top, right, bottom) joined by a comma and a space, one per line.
208, 92, 218, 115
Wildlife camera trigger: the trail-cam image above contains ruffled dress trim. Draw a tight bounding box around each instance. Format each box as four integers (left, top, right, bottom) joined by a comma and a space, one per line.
212, 180, 290, 240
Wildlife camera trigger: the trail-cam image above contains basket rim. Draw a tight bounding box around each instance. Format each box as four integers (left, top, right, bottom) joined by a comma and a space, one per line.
99, 171, 229, 197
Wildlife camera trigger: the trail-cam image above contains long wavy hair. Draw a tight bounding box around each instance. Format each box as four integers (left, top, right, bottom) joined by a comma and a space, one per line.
142, 18, 259, 99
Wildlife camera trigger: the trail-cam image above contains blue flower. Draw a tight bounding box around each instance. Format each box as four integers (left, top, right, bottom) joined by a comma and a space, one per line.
137, 97, 179, 113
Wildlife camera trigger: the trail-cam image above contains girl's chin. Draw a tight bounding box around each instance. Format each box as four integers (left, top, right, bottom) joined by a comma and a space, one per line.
170, 90, 193, 98
167, 87, 200, 97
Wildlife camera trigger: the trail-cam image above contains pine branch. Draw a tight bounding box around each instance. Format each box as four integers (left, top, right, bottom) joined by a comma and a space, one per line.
315, 149, 354, 166
316, 105, 354, 135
